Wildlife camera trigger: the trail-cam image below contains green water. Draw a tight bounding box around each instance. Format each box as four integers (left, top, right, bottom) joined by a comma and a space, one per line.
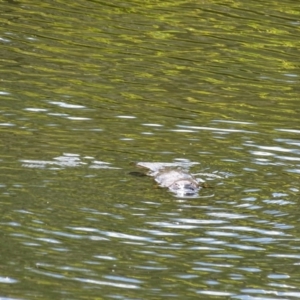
0, 0, 299, 299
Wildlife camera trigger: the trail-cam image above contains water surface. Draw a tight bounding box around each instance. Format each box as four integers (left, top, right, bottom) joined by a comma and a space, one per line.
0, 0, 300, 299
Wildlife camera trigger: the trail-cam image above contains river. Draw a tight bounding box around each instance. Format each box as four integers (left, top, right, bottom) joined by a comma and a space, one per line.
0, 0, 300, 299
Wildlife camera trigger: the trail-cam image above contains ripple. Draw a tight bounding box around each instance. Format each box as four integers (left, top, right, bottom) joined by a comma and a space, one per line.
207, 212, 252, 219
177, 125, 257, 133
94, 255, 116, 260
74, 277, 139, 289
137, 229, 180, 236
116, 115, 136, 119
24, 108, 48, 112
104, 275, 142, 284
21, 154, 118, 170
48, 101, 86, 109
0, 276, 18, 284
0, 123, 15, 126
66, 116, 91, 120
175, 218, 227, 225
228, 244, 265, 251
0, 91, 10, 95
146, 221, 197, 229
142, 123, 163, 127
197, 290, 232, 296
268, 274, 290, 279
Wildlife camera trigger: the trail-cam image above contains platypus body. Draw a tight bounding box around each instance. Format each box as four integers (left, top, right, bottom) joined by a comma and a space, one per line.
136, 162, 202, 197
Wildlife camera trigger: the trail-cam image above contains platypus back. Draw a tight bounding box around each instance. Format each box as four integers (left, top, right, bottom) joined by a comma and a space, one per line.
136, 162, 202, 196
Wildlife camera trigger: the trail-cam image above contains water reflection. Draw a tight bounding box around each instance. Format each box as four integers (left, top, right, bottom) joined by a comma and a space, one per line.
1, 0, 300, 299
20, 153, 119, 170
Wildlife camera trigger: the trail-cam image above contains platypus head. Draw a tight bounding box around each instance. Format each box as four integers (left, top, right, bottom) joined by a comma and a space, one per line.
169, 179, 199, 196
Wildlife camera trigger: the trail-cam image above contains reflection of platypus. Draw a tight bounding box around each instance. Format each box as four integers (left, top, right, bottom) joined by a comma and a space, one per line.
136, 162, 204, 196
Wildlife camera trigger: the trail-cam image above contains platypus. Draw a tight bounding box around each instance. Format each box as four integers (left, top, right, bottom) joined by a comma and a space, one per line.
136, 162, 204, 196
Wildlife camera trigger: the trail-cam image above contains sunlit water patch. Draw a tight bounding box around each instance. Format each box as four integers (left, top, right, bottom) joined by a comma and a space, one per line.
20, 153, 120, 170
